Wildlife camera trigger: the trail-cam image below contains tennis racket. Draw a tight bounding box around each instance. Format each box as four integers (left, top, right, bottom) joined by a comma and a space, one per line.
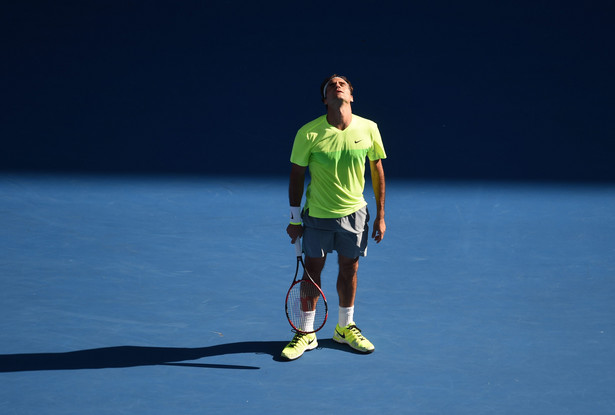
285, 239, 328, 334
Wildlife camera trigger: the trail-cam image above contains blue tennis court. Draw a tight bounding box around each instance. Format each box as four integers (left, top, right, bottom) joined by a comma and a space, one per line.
1, 174, 613, 414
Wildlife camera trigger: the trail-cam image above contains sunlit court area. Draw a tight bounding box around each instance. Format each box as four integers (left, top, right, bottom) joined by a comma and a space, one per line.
2, 2, 614, 414
1, 175, 614, 413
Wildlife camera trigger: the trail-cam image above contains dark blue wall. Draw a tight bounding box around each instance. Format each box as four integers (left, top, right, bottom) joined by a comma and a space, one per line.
2, 1, 614, 181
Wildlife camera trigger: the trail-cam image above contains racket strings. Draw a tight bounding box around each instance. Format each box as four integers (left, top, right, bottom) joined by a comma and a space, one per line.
287, 279, 327, 333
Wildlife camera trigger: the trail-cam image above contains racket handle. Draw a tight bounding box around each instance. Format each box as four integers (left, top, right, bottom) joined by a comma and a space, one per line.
294, 239, 302, 257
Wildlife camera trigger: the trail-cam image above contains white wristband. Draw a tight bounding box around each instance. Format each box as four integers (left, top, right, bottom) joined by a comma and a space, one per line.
290, 206, 302, 225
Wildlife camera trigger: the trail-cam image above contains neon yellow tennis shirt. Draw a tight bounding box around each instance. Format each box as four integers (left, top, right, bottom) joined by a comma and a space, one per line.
290, 114, 387, 218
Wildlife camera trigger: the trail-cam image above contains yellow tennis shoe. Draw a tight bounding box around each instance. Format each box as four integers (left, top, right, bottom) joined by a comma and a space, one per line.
333, 323, 375, 353
281, 332, 318, 360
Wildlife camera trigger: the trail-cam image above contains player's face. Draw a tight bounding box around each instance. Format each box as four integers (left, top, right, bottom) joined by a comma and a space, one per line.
324, 77, 353, 105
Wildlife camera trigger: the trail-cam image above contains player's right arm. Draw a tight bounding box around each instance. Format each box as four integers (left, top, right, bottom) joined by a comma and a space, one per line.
286, 163, 306, 243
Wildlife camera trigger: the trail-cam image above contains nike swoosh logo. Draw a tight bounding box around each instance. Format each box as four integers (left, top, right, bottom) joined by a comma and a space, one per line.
354, 140, 363, 143
335, 329, 345, 339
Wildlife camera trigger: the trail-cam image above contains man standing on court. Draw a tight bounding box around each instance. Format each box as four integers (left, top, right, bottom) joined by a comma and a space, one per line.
281, 74, 387, 360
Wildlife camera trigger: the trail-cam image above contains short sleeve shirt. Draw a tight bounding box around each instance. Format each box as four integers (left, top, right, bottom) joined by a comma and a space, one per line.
290, 114, 387, 218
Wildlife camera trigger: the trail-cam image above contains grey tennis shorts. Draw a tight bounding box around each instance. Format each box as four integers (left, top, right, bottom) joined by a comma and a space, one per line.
302, 206, 370, 259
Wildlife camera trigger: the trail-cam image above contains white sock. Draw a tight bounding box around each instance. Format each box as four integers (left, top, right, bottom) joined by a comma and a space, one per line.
338, 306, 354, 328
301, 310, 316, 332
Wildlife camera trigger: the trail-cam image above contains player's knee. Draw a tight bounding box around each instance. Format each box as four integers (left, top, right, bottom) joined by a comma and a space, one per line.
337, 258, 358, 280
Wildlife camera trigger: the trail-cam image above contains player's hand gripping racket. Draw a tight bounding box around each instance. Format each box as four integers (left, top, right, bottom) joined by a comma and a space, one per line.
285, 239, 328, 333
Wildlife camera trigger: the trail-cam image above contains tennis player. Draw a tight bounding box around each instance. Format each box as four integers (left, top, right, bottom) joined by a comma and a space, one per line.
281, 74, 387, 360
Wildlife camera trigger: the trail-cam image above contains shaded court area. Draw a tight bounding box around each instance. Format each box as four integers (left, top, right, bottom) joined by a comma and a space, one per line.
1, 174, 614, 414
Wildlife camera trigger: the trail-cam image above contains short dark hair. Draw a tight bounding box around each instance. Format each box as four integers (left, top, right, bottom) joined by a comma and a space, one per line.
320, 74, 354, 101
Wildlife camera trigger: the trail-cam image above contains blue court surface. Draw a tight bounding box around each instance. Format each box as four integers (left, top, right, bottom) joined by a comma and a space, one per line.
1, 174, 614, 414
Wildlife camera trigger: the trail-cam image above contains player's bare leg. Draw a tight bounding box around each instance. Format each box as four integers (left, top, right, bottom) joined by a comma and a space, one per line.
337, 254, 358, 307
304, 255, 326, 287
333, 254, 374, 353
301, 255, 326, 312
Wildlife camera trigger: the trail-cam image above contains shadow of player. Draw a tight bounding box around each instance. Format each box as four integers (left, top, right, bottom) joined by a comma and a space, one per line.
0, 339, 361, 372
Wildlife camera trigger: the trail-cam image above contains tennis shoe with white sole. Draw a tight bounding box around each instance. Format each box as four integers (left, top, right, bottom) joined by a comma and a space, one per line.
333, 323, 375, 353
281, 332, 318, 360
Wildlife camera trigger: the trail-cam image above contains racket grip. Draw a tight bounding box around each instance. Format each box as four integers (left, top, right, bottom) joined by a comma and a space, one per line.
294, 239, 302, 257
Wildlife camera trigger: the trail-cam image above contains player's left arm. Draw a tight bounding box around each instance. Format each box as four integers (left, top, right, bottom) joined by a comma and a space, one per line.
369, 158, 386, 243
